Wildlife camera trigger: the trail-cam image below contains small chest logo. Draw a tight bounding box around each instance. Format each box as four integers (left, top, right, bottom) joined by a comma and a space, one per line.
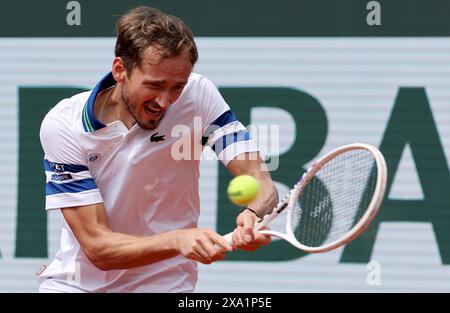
88, 153, 101, 163
150, 132, 165, 143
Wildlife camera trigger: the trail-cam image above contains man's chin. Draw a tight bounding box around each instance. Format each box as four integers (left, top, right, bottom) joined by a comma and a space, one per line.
137, 119, 160, 130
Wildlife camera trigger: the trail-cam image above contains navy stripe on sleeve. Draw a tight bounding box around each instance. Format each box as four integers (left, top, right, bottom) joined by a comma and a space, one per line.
201, 110, 237, 146
44, 159, 89, 173
46, 178, 98, 195
211, 130, 251, 155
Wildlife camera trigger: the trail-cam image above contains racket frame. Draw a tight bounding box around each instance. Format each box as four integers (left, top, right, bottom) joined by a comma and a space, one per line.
224, 143, 387, 253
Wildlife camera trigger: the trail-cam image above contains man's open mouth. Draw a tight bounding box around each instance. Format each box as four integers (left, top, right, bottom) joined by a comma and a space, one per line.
144, 105, 162, 116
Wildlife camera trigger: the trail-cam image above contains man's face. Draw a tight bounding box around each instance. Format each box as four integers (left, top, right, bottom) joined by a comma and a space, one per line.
121, 47, 193, 130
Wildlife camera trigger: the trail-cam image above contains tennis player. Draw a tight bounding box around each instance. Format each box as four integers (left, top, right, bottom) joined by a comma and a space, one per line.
37, 6, 278, 292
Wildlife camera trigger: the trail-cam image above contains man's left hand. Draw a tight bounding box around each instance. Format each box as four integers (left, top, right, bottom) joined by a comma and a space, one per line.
231, 209, 271, 251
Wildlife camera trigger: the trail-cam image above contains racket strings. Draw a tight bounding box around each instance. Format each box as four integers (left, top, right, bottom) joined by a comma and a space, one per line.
289, 149, 378, 248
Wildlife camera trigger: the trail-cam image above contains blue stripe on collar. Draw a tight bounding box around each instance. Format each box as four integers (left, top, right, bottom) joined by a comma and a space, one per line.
83, 72, 116, 132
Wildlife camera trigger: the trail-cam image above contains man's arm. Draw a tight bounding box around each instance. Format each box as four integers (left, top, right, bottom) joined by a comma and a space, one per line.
62, 202, 233, 270
226, 151, 279, 251
40, 106, 233, 271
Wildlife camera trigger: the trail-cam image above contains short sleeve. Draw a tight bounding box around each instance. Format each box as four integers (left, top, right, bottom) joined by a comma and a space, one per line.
40, 112, 103, 210
196, 76, 259, 165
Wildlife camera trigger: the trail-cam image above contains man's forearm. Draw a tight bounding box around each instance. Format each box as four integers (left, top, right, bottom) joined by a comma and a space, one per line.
247, 172, 279, 218
226, 152, 279, 218
84, 229, 182, 271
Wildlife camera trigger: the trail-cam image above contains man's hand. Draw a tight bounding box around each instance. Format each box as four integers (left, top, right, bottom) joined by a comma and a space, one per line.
225, 152, 278, 252
175, 228, 233, 264
231, 209, 271, 251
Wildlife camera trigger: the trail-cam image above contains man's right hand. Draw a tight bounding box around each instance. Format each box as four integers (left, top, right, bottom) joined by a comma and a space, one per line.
175, 228, 234, 264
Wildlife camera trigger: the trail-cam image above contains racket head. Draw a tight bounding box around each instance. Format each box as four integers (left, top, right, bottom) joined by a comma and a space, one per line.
282, 143, 387, 253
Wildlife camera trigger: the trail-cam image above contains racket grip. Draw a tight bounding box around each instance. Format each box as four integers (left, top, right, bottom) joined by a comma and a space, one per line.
222, 212, 274, 244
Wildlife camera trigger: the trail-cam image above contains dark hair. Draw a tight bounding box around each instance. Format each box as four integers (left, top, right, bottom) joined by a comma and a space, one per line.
115, 6, 198, 71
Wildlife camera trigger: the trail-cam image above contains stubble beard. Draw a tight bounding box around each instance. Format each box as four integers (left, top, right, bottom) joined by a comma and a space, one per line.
121, 87, 160, 130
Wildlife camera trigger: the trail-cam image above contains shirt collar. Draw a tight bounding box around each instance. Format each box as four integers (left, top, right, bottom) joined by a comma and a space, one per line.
82, 72, 116, 132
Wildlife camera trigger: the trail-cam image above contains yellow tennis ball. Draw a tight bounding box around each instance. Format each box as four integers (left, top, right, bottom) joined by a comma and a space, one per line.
227, 175, 260, 206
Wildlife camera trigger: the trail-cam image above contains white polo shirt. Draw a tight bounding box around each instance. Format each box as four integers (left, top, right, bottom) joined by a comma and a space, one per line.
37, 72, 258, 293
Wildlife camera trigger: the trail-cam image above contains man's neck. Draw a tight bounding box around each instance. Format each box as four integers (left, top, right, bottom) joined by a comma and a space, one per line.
94, 85, 136, 129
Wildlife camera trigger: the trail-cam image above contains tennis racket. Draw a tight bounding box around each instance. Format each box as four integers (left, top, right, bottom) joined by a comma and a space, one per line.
223, 143, 387, 253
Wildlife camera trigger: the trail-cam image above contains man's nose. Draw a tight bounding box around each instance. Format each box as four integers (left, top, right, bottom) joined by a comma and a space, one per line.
155, 91, 171, 110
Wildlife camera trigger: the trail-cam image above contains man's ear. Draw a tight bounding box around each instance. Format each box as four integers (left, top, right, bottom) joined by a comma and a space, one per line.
112, 57, 127, 83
